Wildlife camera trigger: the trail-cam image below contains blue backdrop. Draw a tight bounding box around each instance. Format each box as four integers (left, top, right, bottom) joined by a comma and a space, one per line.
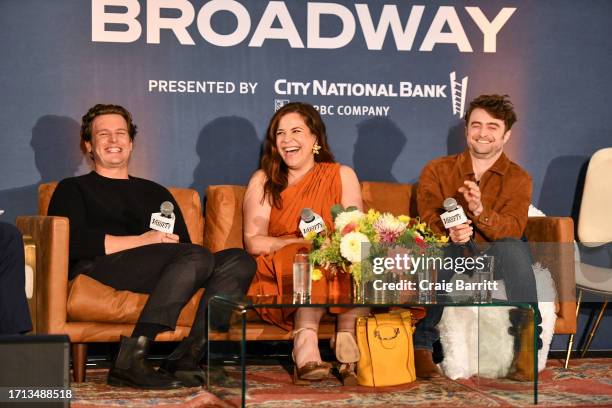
0, 0, 610, 350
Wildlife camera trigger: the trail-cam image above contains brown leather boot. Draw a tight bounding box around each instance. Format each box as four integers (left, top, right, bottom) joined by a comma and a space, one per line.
414, 349, 443, 379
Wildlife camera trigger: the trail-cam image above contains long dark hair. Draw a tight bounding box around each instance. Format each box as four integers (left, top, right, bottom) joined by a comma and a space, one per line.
261, 102, 335, 208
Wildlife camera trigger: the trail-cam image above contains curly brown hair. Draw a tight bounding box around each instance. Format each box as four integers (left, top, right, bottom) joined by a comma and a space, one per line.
80, 104, 137, 143
464, 94, 517, 132
261, 102, 335, 208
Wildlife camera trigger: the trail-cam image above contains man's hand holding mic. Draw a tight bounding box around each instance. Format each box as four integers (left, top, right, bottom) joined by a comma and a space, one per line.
147, 201, 179, 244
448, 221, 473, 244
105, 201, 180, 254
140, 230, 179, 245
440, 196, 479, 254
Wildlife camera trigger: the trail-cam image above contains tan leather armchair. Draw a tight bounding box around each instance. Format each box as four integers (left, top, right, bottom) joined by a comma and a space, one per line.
16, 183, 205, 382
203, 182, 577, 340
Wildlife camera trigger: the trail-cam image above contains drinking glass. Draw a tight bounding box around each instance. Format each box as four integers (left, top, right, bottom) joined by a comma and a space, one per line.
293, 253, 312, 303
473, 255, 494, 303
417, 266, 437, 304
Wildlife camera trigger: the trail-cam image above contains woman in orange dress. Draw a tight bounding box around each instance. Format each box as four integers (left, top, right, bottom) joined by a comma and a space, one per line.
243, 102, 368, 385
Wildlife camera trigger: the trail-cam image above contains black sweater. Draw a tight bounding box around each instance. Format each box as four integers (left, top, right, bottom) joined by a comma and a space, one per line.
48, 172, 191, 265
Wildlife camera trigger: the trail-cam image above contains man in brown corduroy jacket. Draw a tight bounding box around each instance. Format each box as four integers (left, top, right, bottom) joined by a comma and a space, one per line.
413, 94, 539, 378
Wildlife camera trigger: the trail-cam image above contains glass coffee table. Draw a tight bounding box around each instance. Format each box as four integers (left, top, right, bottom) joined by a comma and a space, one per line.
207, 294, 538, 407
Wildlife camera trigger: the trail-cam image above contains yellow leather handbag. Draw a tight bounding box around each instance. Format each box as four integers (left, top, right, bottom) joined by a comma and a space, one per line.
356, 311, 416, 387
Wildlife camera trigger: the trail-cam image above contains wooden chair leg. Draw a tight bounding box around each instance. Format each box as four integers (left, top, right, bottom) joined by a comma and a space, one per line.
71, 343, 88, 382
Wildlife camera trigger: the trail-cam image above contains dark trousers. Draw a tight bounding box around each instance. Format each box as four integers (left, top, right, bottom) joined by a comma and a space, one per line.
414, 237, 538, 351
76, 244, 256, 337
0, 222, 32, 334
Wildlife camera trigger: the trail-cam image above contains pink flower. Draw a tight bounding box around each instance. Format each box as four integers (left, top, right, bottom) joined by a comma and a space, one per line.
373, 214, 406, 244
379, 230, 402, 244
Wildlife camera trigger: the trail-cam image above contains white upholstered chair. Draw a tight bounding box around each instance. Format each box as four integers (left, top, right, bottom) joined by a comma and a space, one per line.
564, 147, 612, 367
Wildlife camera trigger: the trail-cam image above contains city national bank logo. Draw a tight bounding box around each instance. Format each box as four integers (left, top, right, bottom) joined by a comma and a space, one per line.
274, 71, 469, 117
275, 99, 290, 111
450, 71, 468, 117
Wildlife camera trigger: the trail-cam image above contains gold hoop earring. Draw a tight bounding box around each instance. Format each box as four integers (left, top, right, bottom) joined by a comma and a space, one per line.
312, 142, 321, 155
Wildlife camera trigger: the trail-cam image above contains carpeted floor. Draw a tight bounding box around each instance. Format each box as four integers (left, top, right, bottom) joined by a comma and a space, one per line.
71, 358, 612, 407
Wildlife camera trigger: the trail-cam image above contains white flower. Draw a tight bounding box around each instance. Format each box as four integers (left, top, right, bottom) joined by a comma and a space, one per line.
340, 232, 370, 263
334, 210, 365, 232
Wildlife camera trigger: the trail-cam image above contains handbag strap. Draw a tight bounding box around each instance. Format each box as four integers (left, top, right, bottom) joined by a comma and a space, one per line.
399, 310, 415, 333
372, 313, 403, 349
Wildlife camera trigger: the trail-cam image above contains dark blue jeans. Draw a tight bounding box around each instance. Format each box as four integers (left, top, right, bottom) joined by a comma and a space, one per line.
414, 237, 538, 351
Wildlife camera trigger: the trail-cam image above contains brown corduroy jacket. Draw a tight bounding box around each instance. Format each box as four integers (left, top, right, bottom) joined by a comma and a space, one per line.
416, 150, 532, 242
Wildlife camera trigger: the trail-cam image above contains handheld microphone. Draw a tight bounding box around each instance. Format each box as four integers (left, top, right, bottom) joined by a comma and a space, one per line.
150, 201, 176, 234
299, 208, 326, 237
440, 198, 468, 228
440, 197, 480, 257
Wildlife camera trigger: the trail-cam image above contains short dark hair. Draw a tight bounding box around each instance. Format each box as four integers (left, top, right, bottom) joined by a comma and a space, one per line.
464, 94, 517, 131
80, 104, 137, 142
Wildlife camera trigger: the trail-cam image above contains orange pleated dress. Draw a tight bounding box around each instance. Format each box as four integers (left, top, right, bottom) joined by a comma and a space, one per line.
248, 162, 346, 331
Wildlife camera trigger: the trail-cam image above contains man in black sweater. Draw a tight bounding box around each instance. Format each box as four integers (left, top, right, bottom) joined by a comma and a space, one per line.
48, 104, 256, 389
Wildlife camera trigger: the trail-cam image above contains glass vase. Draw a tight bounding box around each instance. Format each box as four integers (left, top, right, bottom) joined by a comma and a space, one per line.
327, 267, 352, 304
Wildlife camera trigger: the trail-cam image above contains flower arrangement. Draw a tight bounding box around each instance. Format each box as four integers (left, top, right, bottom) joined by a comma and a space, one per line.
308, 205, 448, 290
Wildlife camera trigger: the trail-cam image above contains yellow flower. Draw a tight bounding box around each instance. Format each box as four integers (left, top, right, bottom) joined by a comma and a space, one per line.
417, 222, 427, 233
366, 208, 381, 223
304, 231, 317, 241
398, 214, 410, 224
438, 235, 450, 243
311, 268, 323, 281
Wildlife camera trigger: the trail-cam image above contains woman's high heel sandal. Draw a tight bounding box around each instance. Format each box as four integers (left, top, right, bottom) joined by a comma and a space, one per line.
292, 328, 331, 385
331, 331, 360, 386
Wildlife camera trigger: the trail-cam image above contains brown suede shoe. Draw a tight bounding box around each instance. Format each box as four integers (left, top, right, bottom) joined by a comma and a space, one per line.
415, 349, 443, 379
